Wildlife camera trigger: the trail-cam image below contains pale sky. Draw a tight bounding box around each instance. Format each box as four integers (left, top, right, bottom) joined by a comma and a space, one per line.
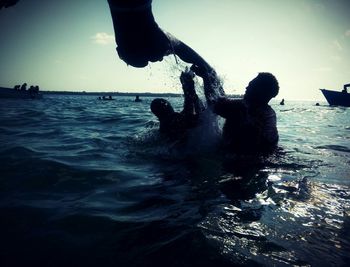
0, 0, 349, 100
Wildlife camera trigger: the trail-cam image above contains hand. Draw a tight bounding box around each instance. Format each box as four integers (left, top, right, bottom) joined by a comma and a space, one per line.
180, 68, 195, 84
190, 64, 207, 78
180, 69, 196, 96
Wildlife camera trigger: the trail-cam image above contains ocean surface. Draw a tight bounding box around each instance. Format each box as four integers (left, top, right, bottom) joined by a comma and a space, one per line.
0, 95, 349, 267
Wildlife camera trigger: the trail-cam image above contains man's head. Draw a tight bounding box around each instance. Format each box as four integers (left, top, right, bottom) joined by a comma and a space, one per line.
244, 73, 279, 105
150, 98, 174, 119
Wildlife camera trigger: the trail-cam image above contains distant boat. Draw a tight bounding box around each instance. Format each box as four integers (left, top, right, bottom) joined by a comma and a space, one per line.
320, 84, 350, 107
0, 87, 43, 99
98, 95, 114, 100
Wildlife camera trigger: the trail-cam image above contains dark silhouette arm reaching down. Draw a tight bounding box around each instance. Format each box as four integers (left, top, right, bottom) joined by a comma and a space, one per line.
106, 0, 223, 97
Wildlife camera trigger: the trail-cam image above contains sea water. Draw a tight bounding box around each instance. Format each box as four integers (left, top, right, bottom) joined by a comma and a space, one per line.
0, 95, 349, 267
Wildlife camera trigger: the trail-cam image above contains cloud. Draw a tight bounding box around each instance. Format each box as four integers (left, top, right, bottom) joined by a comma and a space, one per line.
332, 40, 342, 51
79, 75, 89, 81
330, 55, 341, 62
313, 67, 332, 72
345, 30, 350, 37
91, 32, 115, 45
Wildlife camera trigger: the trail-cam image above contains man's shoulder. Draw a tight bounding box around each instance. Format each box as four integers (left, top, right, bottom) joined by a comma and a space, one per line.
257, 104, 276, 116
266, 105, 275, 112
266, 105, 277, 116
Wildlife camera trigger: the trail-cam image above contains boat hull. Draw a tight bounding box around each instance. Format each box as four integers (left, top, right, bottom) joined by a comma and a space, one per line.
320, 89, 350, 107
0, 87, 42, 99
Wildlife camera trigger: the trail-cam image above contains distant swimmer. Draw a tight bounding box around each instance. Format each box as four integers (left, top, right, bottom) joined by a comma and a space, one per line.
192, 65, 279, 154
135, 95, 142, 102
151, 68, 204, 141
280, 98, 285, 105
20, 83, 27, 91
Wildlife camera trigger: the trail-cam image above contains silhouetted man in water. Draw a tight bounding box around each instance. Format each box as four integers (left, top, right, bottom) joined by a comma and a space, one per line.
192, 65, 279, 153
342, 83, 349, 93
151, 69, 204, 141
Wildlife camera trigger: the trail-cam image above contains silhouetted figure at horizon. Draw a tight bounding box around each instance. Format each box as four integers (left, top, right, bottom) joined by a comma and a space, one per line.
135, 95, 142, 102
192, 65, 279, 154
20, 83, 27, 91
13, 85, 20, 90
280, 98, 285, 105
342, 83, 349, 93
151, 68, 204, 141
19, 84, 40, 98
100, 95, 114, 100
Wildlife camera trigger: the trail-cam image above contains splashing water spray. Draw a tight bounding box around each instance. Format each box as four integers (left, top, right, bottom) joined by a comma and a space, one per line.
107, 0, 225, 153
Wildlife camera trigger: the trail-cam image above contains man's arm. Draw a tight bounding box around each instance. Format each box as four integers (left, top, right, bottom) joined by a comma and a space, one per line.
212, 98, 248, 124
191, 65, 225, 106
260, 107, 279, 146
